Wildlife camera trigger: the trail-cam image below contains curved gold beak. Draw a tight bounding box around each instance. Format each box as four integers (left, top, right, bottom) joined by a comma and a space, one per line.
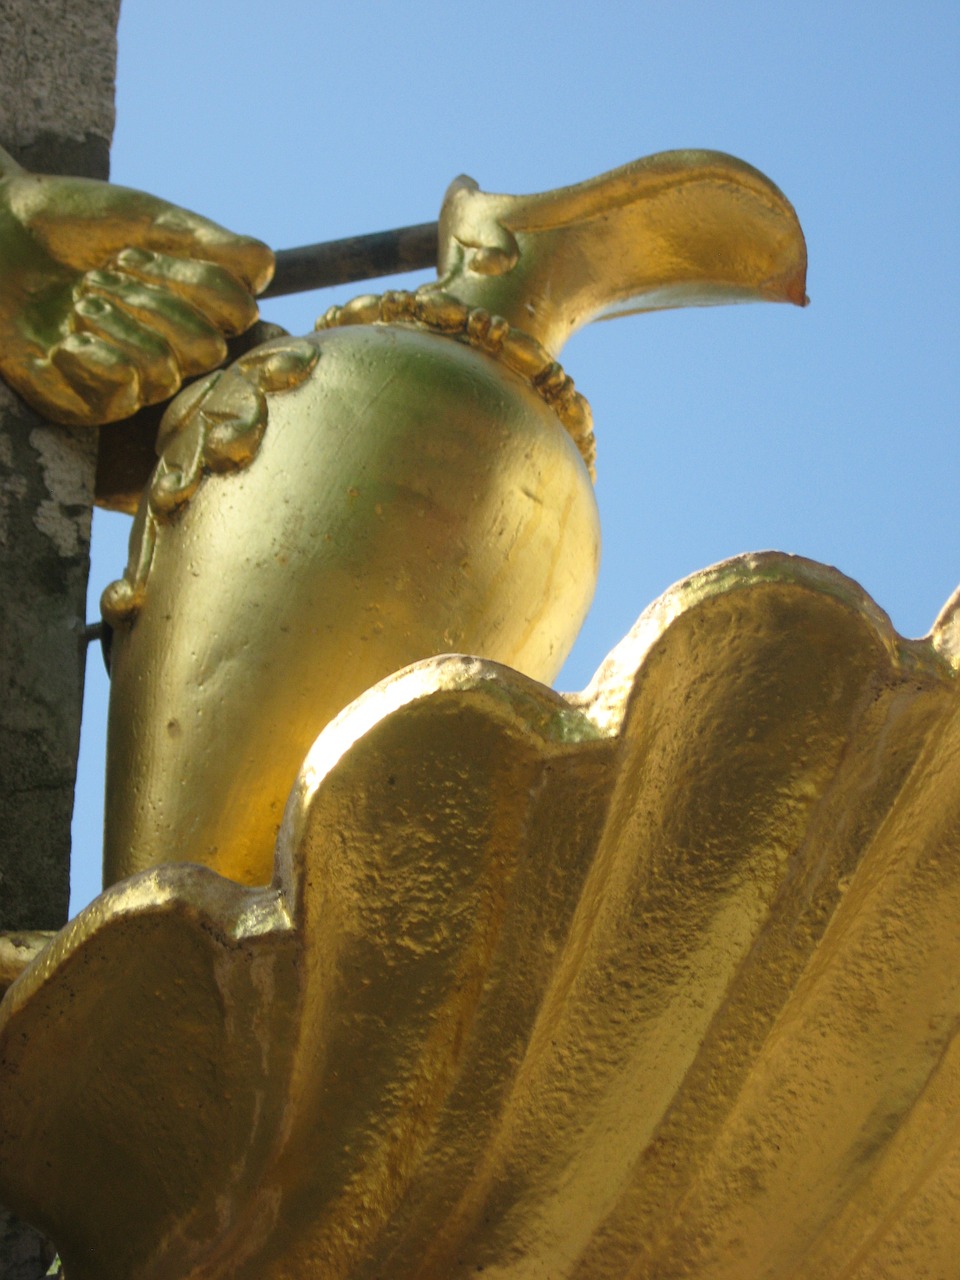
433, 150, 808, 357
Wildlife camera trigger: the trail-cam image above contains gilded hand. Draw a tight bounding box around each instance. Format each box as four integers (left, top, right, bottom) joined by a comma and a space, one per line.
0, 145, 274, 426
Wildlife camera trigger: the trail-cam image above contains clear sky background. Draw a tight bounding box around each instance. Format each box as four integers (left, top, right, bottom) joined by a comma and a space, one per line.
70, 1, 960, 911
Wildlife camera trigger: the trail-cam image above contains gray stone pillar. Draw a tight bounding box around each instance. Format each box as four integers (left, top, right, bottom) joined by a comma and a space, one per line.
0, 2, 121, 1273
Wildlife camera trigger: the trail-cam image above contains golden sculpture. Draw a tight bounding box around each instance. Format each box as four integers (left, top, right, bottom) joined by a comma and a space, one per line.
98, 150, 806, 887
5, 146, 957, 1277
3, 556, 960, 1278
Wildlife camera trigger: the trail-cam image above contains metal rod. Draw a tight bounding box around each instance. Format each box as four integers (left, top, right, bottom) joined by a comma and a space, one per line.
262, 221, 439, 299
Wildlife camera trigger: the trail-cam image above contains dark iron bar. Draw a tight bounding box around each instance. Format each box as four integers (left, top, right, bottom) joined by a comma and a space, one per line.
262, 221, 439, 299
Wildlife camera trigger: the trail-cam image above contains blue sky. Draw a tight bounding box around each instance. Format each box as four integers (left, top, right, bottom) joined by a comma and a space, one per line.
70, 1, 960, 910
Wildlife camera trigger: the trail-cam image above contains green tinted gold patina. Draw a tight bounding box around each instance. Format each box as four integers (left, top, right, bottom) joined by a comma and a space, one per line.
0, 142, 273, 425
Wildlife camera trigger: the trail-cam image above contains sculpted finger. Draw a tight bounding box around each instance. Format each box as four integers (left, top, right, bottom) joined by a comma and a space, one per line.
73, 295, 182, 403
23, 177, 274, 293
79, 268, 229, 376
48, 332, 143, 424
135, 200, 275, 294
111, 248, 261, 337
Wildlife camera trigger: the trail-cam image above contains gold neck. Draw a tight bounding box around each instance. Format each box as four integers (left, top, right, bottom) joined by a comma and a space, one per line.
314, 287, 596, 480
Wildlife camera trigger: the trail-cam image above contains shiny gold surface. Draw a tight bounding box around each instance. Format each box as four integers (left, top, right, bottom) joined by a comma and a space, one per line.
432, 150, 807, 356
313, 287, 596, 476
3, 553, 959, 1278
102, 319, 600, 886
0, 143, 273, 425
100, 334, 322, 624
101, 150, 805, 888
101, 292, 595, 633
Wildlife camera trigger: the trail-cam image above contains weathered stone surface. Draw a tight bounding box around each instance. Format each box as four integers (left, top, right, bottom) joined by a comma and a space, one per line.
0, 0, 120, 929
0, 0, 119, 159
0, 381, 95, 930
1, 1, 121, 1271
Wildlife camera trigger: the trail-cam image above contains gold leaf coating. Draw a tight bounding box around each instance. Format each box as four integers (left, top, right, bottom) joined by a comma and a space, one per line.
314, 288, 596, 474
100, 321, 601, 886
100, 336, 319, 625
0, 144, 274, 426
3, 553, 959, 1278
431, 150, 807, 357
0, 147, 805, 432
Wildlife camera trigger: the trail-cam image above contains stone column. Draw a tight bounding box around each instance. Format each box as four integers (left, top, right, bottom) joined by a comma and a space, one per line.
0, 3, 121, 1273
